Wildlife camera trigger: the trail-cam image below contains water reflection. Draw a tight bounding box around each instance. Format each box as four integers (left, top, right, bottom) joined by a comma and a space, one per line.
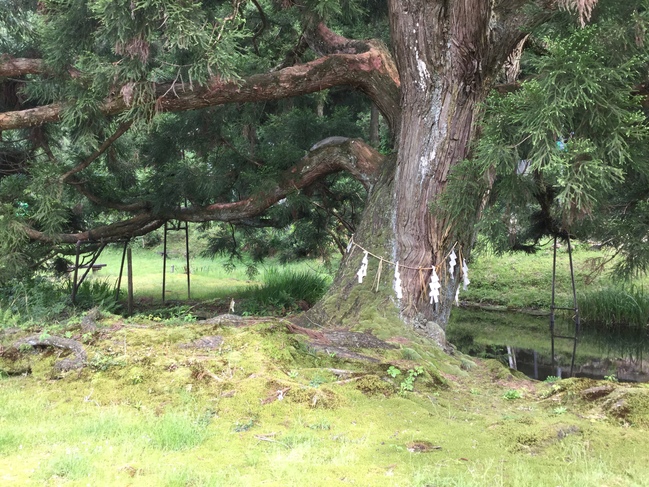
512, 346, 649, 383
448, 309, 649, 383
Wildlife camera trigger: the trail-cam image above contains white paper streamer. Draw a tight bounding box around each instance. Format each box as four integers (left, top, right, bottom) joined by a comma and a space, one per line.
455, 286, 460, 306
448, 250, 457, 279
429, 268, 441, 305
357, 251, 369, 283
346, 235, 354, 253
393, 261, 403, 299
462, 259, 470, 291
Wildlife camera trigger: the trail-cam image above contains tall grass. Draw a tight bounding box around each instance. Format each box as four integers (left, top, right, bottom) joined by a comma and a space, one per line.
579, 285, 649, 332
241, 268, 331, 314
0, 276, 119, 327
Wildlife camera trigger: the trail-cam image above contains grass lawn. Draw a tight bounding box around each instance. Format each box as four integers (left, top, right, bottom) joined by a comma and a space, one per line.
463, 242, 649, 310
91, 244, 334, 305
1, 318, 649, 486
1, 243, 649, 485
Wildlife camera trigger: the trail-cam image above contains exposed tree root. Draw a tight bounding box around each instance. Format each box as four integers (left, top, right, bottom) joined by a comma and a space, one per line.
13, 335, 87, 372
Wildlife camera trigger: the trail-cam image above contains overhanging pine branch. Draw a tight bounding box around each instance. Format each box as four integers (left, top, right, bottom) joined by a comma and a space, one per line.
0, 48, 401, 133
22, 138, 385, 244
170, 138, 384, 222
61, 121, 133, 182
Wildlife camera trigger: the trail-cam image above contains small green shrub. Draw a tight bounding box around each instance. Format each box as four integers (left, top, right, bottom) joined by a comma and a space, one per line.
0, 275, 119, 324
503, 389, 523, 400
70, 279, 120, 313
0, 277, 66, 323
89, 352, 126, 371
387, 366, 424, 395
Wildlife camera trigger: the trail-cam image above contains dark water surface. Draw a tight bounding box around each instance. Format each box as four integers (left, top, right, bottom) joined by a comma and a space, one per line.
447, 308, 649, 383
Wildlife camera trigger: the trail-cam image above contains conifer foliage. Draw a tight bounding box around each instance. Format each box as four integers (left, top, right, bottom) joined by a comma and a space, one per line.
1, 0, 648, 333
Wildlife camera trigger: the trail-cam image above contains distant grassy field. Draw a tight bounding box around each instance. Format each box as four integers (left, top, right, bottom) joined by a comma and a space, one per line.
91, 243, 335, 304
463, 242, 649, 310
88, 239, 645, 311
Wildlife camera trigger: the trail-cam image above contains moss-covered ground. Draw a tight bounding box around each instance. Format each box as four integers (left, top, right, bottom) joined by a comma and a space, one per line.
2, 316, 649, 486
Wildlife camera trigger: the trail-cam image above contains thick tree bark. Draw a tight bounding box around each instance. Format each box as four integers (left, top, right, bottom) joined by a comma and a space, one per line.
309, 1, 544, 345
390, 1, 541, 336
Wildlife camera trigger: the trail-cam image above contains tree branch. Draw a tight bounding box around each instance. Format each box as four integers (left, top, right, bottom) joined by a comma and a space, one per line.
22, 138, 386, 244
67, 178, 151, 212
22, 213, 165, 244
169, 138, 385, 222
60, 121, 133, 182
0, 58, 45, 77
0, 47, 401, 133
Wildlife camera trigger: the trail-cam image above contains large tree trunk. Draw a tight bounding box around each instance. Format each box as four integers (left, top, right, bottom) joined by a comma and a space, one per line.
307, 1, 530, 346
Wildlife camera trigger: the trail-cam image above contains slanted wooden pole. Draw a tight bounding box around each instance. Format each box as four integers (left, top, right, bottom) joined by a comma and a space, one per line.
127, 247, 134, 316
71, 240, 81, 304
115, 240, 128, 301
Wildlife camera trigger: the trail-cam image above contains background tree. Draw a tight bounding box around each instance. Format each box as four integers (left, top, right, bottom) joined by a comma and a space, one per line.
472, 2, 649, 278
2, 0, 645, 346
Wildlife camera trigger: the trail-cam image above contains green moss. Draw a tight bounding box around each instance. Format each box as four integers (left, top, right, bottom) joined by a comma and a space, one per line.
0, 353, 31, 376
2, 319, 649, 486
603, 388, 649, 426
30, 354, 58, 379
355, 375, 394, 396
287, 386, 346, 409
484, 358, 513, 380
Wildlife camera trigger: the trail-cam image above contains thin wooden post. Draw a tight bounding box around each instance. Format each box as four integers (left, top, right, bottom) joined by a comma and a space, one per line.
162, 221, 168, 303
127, 247, 134, 316
115, 240, 128, 301
71, 240, 81, 304
184, 222, 191, 299
550, 236, 557, 371
567, 236, 580, 377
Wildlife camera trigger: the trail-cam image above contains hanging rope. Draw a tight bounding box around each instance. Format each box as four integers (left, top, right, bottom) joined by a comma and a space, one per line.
345, 236, 469, 305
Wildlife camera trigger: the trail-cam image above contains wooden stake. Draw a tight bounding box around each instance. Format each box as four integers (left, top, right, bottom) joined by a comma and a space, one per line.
127, 247, 134, 316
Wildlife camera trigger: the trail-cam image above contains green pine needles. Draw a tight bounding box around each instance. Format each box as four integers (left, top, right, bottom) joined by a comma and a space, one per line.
442, 2, 649, 278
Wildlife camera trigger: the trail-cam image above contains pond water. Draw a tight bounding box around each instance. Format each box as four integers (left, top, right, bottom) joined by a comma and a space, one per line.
447, 308, 649, 383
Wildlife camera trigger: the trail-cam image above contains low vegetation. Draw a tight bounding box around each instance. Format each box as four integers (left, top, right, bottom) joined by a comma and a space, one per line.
579, 285, 649, 332
1, 244, 648, 485
1, 315, 648, 486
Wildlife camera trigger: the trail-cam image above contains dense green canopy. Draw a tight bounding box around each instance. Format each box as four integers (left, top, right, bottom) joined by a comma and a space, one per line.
0, 0, 392, 278
1, 0, 649, 330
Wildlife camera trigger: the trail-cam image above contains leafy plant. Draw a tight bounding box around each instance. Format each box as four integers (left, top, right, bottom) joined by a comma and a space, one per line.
579, 285, 649, 333
233, 418, 256, 433
387, 366, 425, 395
544, 375, 561, 383
503, 389, 523, 400
387, 365, 401, 378
89, 352, 125, 371
71, 279, 120, 312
